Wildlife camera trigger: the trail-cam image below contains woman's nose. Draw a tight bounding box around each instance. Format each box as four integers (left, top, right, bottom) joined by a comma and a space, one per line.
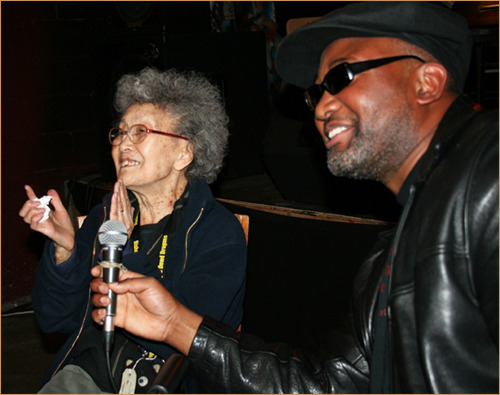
118, 133, 134, 150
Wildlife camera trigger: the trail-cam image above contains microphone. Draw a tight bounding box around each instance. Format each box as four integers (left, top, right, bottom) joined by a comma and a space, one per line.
98, 219, 128, 350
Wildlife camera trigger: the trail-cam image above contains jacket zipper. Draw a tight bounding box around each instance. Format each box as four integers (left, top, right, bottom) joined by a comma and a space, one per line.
182, 207, 204, 273
384, 185, 415, 388
52, 205, 203, 375
51, 207, 108, 378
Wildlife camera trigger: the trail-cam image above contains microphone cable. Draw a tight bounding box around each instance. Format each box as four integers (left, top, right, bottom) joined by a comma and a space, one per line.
104, 334, 118, 394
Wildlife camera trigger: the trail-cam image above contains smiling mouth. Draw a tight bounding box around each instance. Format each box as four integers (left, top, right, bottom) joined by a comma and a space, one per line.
325, 125, 350, 141
120, 159, 140, 168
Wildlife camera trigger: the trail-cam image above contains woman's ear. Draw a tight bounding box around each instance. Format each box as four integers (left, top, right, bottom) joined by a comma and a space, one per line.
174, 141, 194, 172
414, 62, 448, 105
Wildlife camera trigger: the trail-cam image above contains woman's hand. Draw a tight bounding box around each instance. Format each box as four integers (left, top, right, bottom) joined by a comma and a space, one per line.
19, 185, 75, 264
110, 179, 135, 238
91, 266, 202, 355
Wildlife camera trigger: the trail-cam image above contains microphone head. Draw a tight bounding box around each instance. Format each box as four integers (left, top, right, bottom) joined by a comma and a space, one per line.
98, 219, 128, 247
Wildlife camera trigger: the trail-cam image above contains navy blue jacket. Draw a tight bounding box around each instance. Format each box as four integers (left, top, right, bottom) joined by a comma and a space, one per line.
32, 179, 247, 385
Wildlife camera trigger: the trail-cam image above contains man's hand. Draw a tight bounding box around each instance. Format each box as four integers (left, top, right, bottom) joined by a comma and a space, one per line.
90, 266, 203, 355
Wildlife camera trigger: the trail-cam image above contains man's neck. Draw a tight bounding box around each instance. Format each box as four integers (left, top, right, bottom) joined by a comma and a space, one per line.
385, 94, 457, 195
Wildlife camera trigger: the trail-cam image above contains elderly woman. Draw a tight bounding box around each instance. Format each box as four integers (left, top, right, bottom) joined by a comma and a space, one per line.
19, 68, 247, 393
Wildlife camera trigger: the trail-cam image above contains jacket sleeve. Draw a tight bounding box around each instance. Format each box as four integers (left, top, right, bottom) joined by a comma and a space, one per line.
468, 122, 499, 347
31, 206, 102, 334
188, 317, 370, 394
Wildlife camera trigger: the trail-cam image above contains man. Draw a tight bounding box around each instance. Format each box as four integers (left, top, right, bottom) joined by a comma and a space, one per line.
91, 2, 498, 393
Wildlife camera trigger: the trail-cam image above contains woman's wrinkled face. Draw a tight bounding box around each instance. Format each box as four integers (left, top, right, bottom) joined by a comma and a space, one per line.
112, 103, 188, 194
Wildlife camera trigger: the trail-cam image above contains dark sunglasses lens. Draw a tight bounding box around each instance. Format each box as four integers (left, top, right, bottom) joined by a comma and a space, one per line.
305, 64, 352, 110
304, 85, 323, 110
323, 64, 351, 97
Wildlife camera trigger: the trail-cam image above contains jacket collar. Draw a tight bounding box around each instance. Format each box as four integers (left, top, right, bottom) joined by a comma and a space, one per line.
415, 95, 480, 184
397, 96, 480, 206
182, 178, 215, 224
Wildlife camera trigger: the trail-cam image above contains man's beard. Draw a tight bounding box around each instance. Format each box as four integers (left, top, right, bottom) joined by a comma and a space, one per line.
326, 105, 419, 183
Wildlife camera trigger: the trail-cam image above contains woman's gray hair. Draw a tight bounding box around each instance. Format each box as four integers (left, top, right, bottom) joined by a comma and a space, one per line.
114, 67, 229, 184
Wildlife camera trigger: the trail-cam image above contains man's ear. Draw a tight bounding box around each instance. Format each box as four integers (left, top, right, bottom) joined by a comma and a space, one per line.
414, 62, 448, 105
174, 141, 194, 172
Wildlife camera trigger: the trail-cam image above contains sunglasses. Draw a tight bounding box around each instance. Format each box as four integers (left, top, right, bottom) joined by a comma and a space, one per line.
304, 55, 425, 111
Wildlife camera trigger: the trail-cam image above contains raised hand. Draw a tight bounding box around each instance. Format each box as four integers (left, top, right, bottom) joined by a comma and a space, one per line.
110, 180, 135, 238
19, 185, 75, 264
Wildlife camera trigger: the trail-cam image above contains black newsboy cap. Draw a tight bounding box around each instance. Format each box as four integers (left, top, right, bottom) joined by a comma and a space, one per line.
276, 1, 472, 91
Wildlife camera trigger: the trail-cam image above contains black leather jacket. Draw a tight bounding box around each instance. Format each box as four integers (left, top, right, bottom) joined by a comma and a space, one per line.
187, 96, 499, 393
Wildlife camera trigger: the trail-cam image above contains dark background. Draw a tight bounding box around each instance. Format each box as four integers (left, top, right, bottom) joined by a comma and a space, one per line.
2, 1, 498, 310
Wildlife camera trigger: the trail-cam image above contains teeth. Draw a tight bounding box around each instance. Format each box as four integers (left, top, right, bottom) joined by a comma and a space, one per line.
327, 126, 349, 140
121, 160, 139, 167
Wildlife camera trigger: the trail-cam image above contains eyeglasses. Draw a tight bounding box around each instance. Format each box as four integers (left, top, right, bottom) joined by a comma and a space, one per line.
109, 124, 189, 146
304, 55, 425, 111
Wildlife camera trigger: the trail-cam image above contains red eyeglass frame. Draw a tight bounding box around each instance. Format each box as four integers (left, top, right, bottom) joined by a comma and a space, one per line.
109, 124, 189, 145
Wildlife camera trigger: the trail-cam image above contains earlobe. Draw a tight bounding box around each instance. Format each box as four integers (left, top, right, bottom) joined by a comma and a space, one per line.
415, 63, 447, 105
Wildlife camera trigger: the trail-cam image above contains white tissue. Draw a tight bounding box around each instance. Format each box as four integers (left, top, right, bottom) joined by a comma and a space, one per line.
34, 195, 52, 222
